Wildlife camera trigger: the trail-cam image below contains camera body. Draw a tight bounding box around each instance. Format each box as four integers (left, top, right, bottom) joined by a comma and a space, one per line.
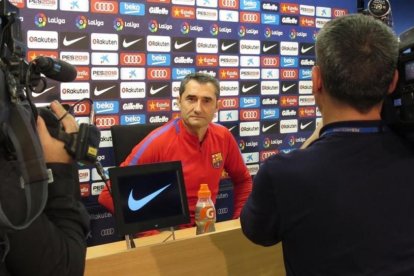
382, 27, 414, 138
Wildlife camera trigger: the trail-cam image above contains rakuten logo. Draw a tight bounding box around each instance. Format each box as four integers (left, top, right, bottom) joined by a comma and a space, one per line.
99, 130, 112, 148
60, 82, 90, 100
27, 31, 58, 49
120, 82, 146, 98
261, 81, 279, 95
220, 81, 239, 96
239, 121, 260, 137
280, 119, 298, 134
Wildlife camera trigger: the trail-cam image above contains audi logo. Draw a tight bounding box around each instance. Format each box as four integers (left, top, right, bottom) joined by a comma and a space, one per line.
150, 69, 168, 78
96, 117, 117, 127
73, 103, 88, 114
94, 2, 115, 12
221, 0, 237, 8
217, 208, 228, 215
262, 58, 278, 66
334, 9, 346, 17
282, 70, 297, 79
221, 98, 237, 108
241, 110, 259, 120
100, 228, 115, 236
242, 13, 259, 22
123, 54, 142, 64
261, 151, 276, 160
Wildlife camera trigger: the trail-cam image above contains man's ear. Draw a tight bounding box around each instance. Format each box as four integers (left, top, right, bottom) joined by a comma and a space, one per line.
387, 69, 399, 94
312, 65, 322, 96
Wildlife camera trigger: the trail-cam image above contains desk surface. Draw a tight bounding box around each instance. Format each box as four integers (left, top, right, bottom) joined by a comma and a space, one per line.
85, 219, 285, 276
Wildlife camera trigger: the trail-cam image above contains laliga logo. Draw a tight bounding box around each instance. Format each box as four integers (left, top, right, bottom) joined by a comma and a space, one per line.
35, 13, 47, 27
313, 30, 317, 41
113, 17, 124, 31
264, 27, 271, 38
238, 26, 246, 37
288, 135, 295, 146
76, 15, 88, 29
239, 140, 246, 150
181, 22, 190, 34
290, 28, 297, 40
148, 19, 158, 33
263, 137, 271, 148
210, 24, 219, 36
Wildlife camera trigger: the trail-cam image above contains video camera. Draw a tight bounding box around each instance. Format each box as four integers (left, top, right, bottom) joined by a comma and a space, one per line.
0, 0, 99, 230
382, 27, 414, 141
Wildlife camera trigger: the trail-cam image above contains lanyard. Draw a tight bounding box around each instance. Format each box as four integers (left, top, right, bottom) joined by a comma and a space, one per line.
320, 126, 387, 138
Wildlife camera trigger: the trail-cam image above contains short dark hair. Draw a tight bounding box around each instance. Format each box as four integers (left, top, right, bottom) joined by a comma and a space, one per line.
316, 14, 398, 113
179, 72, 220, 98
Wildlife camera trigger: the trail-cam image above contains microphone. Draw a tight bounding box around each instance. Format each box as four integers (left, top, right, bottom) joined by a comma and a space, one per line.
34, 56, 77, 82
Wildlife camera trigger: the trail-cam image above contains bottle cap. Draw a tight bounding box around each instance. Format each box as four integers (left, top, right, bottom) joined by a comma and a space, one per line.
198, 184, 211, 198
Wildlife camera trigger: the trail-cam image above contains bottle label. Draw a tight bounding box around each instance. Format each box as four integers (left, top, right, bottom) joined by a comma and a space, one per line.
196, 206, 216, 235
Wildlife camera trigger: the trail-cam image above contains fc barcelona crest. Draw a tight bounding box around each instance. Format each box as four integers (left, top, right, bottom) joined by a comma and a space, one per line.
211, 152, 223, 169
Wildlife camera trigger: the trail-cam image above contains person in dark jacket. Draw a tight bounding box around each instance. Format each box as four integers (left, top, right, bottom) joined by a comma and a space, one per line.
0, 101, 89, 276
241, 14, 414, 275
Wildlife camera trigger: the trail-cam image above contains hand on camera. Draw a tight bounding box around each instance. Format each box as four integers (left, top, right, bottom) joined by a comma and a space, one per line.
37, 101, 78, 163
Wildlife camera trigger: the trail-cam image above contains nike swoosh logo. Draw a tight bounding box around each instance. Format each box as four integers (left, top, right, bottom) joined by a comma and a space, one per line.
301, 45, 314, 54
94, 85, 116, 96
63, 36, 86, 46
300, 121, 313, 130
263, 44, 277, 52
221, 42, 236, 51
150, 85, 168, 95
242, 84, 258, 93
32, 86, 56, 98
128, 184, 171, 211
262, 123, 277, 133
282, 84, 296, 92
228, 126, 236, 132
174, 40, 192, 50
123, 38, 142, 48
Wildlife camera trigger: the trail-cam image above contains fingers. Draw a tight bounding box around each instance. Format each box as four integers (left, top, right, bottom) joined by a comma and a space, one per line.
49, 100, 78, 133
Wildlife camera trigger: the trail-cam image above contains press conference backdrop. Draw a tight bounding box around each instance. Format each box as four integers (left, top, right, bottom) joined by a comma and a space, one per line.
14, 0, 356, 245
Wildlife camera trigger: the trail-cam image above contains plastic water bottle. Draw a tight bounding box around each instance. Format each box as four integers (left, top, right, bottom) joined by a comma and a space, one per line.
195, 184, 216, 235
